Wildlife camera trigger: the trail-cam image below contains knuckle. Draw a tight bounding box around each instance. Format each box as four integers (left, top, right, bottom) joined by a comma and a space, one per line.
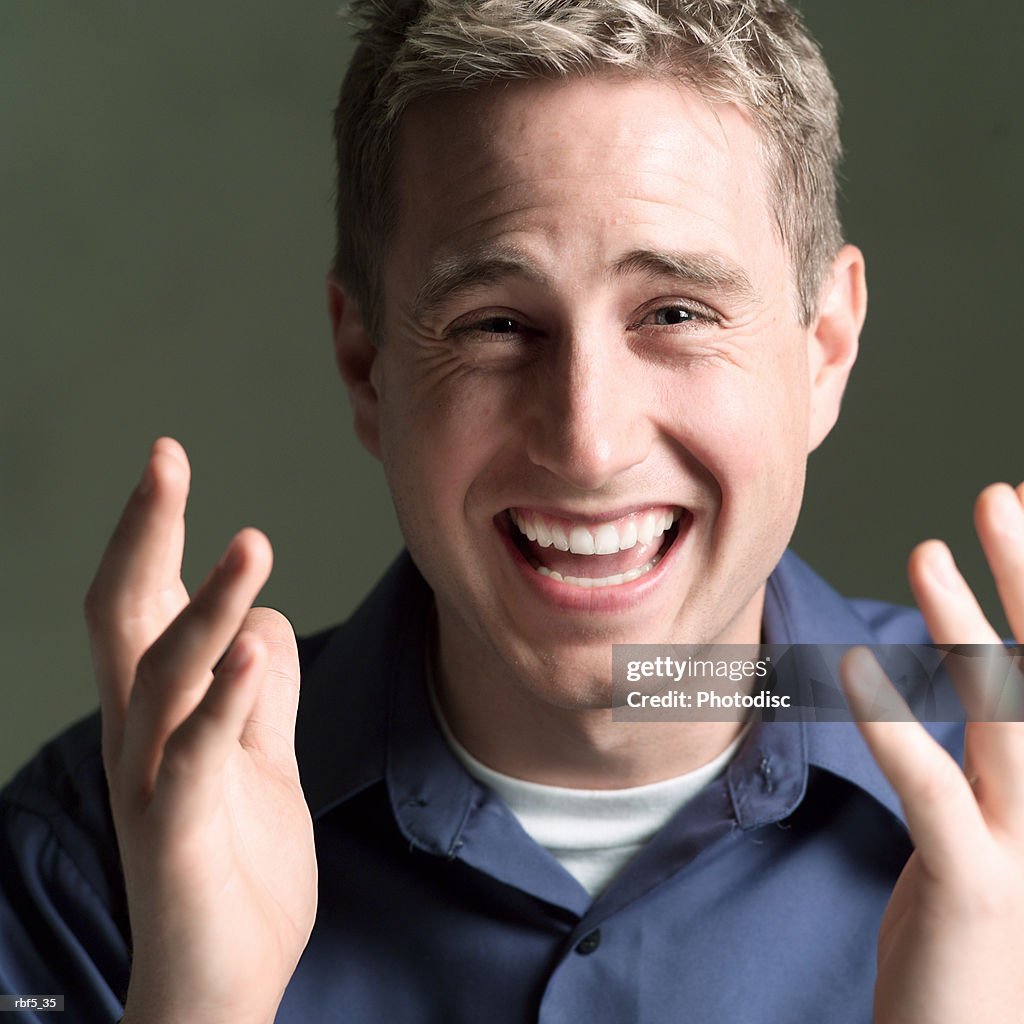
82, 584, 108, 626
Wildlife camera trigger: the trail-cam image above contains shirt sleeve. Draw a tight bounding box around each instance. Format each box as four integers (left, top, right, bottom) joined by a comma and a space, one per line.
0, 714, 131, 1024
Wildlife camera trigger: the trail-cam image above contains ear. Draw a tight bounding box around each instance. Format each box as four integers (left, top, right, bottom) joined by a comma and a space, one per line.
328, 276, 382, 460
806, 244, 867, 453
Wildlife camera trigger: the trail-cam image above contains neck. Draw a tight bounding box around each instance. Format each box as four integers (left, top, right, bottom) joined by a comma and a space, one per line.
432, 595, 764, 790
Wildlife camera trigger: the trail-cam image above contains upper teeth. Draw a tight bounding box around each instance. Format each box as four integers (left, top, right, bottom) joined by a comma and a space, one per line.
509, 508, 681, 554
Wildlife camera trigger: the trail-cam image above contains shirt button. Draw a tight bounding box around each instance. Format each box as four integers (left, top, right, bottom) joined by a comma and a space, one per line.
575, 929, 601, 955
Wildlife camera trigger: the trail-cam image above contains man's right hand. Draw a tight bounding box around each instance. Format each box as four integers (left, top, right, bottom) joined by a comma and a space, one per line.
84, 438, 317, 1024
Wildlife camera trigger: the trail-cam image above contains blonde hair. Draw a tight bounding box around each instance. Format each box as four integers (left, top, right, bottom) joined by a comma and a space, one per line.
333, 0, 842, 336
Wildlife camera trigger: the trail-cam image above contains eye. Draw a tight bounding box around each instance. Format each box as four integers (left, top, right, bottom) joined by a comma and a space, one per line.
646, 305, 696, 326
448, 312, 535, 342
630, 300, 720, 334
475, 316, 522, 334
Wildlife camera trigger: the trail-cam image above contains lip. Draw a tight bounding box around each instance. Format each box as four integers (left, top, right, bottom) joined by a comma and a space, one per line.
495, 507, 692, 613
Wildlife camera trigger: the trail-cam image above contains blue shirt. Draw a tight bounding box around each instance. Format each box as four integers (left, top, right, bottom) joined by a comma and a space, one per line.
0, 551, 962, 1023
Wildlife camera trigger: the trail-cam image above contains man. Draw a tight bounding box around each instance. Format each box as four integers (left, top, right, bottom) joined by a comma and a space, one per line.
2, 1, 1022, 1022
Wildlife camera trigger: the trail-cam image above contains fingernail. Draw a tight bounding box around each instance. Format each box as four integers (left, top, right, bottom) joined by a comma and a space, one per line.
928, 544, 960, 590
219, 641, 252, 675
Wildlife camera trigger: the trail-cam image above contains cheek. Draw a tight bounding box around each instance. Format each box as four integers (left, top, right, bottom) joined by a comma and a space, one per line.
378, 362, 517, 522
658, 359, 806, 481
719, 362, 810, 538
653, 351, 810, 566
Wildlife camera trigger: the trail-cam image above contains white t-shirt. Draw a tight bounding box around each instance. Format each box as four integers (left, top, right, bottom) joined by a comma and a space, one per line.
432, 694, 747, 898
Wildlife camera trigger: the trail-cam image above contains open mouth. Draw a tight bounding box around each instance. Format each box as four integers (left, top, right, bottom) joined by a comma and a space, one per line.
503, 505, 688, 589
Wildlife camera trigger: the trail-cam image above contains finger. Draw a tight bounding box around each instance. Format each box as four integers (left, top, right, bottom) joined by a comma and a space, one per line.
86, 438, 191, 749
237, 608, 301, 767
152, 632, 267, 822
841, 647, 986, 876
907, 540, 999, 646
960, 720, 1024, 834
975, 483, 1024, 641
907, 540, 1006, 723
967, 483, 1024, 830
120, 528, 273, 796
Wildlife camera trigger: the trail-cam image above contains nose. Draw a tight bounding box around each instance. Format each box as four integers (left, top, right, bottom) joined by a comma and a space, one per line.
524, 329, 654, 490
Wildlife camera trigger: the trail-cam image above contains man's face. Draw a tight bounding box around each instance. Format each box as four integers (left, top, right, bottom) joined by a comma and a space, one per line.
346, 75, 852, 709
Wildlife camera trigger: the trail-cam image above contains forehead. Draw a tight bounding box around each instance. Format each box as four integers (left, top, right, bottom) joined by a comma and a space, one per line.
386, 74, 782, 297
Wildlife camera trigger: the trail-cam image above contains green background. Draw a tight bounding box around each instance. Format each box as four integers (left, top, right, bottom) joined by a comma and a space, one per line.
2, 3, 1021, 783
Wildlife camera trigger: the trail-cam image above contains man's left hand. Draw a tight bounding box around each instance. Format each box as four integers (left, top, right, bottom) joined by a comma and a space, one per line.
841, 482, 1024, 1024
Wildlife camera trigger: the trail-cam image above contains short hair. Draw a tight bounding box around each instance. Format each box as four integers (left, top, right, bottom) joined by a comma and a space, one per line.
332, 0, 842, 338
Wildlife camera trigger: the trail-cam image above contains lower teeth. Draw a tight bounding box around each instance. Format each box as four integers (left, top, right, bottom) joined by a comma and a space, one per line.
532, 554, 662, 588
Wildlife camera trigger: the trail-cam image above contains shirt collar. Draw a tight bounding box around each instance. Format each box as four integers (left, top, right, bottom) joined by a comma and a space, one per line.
295, 551, 430, 818
295, 548, 905, 827
762, 549, 904, 821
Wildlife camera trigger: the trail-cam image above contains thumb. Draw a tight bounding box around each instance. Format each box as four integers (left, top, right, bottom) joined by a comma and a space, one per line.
238, 607, 301, 766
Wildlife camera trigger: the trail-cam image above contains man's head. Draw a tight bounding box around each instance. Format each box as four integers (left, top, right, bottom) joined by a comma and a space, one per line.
333, 0, 844, 340
328, 1, 866, 714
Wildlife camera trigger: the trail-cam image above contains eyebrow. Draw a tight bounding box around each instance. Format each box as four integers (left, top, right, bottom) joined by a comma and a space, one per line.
611, 248, 756, 302
412, 243, 550, 323
411, 243, 757, 323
